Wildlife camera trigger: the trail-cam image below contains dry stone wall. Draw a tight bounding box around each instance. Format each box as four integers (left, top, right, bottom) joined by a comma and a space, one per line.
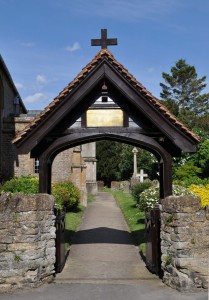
161, 196, 209, 291
0, 193, 56, 292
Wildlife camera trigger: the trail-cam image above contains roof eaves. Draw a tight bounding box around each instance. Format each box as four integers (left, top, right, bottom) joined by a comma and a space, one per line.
0, 54, 27, 113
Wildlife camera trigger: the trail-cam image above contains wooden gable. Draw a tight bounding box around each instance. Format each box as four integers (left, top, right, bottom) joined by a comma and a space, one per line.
13, 49, 199, 158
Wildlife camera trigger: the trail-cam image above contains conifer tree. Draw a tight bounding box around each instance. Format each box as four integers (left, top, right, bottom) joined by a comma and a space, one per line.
160, 59, 209, 129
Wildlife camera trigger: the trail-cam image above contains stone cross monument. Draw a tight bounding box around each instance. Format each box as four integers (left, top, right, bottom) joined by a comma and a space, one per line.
131, 147, 148, 184
132, 147, 138, 176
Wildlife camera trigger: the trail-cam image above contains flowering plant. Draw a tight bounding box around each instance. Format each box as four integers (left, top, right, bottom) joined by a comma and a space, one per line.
189, 184, 209, 208
138, 184, 193, 211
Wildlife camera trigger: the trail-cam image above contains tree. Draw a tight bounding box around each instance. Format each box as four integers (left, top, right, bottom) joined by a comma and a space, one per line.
96, 141, 158, 185
160, 59, 209, 129
195, 140, 209, 177
96, 140, 122, 186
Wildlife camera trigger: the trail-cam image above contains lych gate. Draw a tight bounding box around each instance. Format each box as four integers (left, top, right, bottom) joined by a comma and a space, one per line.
13, 29, 199, 201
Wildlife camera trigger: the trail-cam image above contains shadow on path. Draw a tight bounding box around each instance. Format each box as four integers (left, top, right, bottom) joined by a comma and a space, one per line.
67, 227, 134, 245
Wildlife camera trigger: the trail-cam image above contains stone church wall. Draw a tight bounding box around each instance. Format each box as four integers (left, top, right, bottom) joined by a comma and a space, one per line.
161, 196, 209, 291
52, 149, 74, 183
0, 193, 56, 292
13, 115, 89, 206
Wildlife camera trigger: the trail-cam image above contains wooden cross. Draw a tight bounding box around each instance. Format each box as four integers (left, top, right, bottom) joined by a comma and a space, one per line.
91, 29, 118, 49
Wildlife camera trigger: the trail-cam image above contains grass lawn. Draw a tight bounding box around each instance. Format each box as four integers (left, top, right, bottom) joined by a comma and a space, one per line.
65, 205, 85, 250
109, 189, 146, 257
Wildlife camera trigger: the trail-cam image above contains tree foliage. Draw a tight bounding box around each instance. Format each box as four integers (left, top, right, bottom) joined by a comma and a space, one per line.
96, 141, 158, 186
160, 58, 209, 182
160, 59, 209, 129
96, 140, 122, 186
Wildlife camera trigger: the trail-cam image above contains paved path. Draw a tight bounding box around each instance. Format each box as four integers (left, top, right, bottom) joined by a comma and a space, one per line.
56, 192, 159, 284
0, 192, 207, 300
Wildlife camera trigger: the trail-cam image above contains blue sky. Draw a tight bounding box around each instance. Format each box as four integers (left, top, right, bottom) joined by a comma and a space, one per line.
1, 0, 209, 110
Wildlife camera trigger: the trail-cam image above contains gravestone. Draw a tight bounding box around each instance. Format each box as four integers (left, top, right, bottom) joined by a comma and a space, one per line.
111, 181, 120, 190
97, 181, 104, 191
120, 181, 130, 192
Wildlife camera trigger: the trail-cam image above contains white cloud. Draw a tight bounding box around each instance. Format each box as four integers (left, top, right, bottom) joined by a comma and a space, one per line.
15, 82, 25, 90
65, 42, 81, 52
24, 93, 47, 104
36, 75, 48, 85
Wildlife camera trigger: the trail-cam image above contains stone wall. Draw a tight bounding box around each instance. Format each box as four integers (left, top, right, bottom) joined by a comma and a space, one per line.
161, 196, 209, 291
0, 193, 56, 292
52, 148, 74, 183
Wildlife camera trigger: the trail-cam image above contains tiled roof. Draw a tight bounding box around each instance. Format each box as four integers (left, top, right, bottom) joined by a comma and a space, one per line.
13, 49, 200, 144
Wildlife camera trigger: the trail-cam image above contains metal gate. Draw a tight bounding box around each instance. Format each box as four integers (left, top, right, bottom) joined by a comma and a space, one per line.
145, 204, 162, 276
55, 208, 66, 273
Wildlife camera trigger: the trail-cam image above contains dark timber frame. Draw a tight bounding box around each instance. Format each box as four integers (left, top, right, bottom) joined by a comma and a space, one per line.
13, 48, 199, 200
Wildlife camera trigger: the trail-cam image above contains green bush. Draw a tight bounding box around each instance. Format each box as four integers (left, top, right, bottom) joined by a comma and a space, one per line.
0, 176, 39, 194
52, 181, 81, 211
131, 181, 152, 204
174, 163, 201, 181
0, 176, 81, 212
174, 177, 209, 187
138, 184, 193, 211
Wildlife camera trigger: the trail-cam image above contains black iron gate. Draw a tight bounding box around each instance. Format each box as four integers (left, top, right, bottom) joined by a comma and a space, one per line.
145, 204, 161, 276
54, 208, 66, 273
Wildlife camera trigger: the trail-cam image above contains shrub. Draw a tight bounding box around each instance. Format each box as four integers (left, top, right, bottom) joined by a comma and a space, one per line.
174, 163, 201, 181
174, 177, 209, 187
138, 184, 193, 211
52, 181, 80, 211
0, 176, 81, 211
188, 184, 209, 208
0, 176, 39, 194
131, 181, 152, 204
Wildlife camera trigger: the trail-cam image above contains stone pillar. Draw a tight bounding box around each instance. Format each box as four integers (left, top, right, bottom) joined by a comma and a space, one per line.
82, 143, 98, 195
132, 147, 138, 176
161, 195, 209, 291
0, 193, 56, 292
70, 146, 87, 206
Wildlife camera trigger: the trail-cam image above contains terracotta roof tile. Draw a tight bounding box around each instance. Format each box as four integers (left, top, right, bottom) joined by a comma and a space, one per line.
13, 48, 200, 144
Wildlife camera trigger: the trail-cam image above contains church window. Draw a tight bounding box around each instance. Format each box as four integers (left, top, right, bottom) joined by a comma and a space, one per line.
34, 158, 39, 174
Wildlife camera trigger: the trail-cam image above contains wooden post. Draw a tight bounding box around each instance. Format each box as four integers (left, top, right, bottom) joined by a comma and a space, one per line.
159, 155, 172, 199
39, 155, 52, 194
